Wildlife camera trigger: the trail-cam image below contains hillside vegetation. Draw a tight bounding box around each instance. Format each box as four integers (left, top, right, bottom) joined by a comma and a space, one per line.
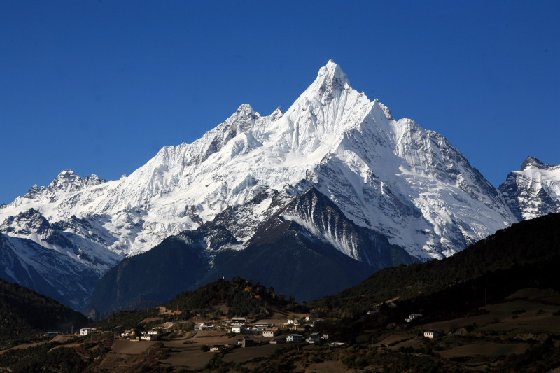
314, 213, 560, 316
166, 277, 306, 318
0, 279, 87, 344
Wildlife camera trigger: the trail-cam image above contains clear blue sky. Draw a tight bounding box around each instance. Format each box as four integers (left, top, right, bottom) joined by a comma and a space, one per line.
1, 0, 559, 204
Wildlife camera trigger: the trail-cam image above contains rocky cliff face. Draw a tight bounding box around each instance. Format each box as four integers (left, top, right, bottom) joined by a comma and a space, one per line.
499, 156, 560, 220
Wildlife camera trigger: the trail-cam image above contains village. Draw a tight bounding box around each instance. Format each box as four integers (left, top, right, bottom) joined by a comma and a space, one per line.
52, 306, 348, 370
68, 306, 446, 369
4, 285, 557, 373
71, 308, 442, 348
79, 307, 336, 348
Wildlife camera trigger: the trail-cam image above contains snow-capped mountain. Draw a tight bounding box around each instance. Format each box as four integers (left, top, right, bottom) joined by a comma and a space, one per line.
0, 61, 515, 258
0, 60, 519, 308
90, 187, 416, 314
499, 157, 560, 220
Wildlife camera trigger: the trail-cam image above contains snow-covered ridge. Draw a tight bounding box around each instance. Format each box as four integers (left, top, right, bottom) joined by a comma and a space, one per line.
0, 60, 517, 267
500, 156, 560, 220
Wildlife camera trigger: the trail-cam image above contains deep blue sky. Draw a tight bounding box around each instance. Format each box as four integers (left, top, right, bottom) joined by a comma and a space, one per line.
1, 1, 559, 204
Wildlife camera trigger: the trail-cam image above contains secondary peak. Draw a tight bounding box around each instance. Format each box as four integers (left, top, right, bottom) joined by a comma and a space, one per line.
521, 156, 547, 169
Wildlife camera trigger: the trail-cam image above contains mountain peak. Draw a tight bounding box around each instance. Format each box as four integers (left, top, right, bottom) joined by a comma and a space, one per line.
51, 169, 80, 183
521, 156, 547, 169
270, 106, 283, 120
236, 104, 257, 116
312, 59, 350, 94
58, 169, 77, 177
322, 59, 347, 77
46, 170, 105, 193
227, 104, 260, 122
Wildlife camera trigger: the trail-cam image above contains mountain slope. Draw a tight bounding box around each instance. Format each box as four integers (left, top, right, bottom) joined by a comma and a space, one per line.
314, 212, 560, 315
0, 278, 87, 344
165, 277, 305, 318
207, 188, 417, 301
0, 233, 100, 311
89, 235, 211, 315
499, 156, 560, 220
90, 188, 416, 315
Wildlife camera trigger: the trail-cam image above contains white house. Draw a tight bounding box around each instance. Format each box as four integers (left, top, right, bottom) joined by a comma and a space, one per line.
140, 334, 158, 341
284, 319, 300, 330
231, 326, 242, 333
262, 329, 277, 338
79, 328, 97, 336
286, 334, 304, 343
423, 330, 440, 339
254, 323, 273, 330
120, 329, 136, 338
139, 329, 160, 341
195, 322, 215, 331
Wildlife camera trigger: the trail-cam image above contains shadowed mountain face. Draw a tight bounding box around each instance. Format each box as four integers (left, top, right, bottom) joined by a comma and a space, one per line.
89, 236, 211, 316
314, 212, 560, 316
0, 278, 87, 344
90, 188, 416, 316
0, 233, 100, 311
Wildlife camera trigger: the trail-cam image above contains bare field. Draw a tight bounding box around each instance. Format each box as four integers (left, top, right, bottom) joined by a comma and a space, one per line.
304, 360, 350, 373
374, 333, 415, 347
160, 343, 216, 370
438, 342, 529, 359
223, 344, 280, 364
190, 331, 239, 346
112, 339, 154, 354
97, 340, 158, 371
